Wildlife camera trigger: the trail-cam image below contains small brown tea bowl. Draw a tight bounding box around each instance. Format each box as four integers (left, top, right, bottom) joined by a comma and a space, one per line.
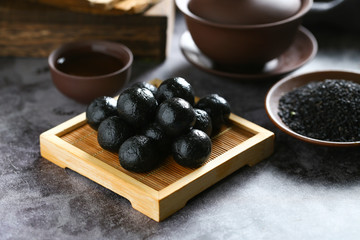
48, 40, 133, 104
176, 0, 313, 67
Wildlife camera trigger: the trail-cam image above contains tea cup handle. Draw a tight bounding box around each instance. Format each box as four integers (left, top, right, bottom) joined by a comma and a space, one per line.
311, 0, 345, 12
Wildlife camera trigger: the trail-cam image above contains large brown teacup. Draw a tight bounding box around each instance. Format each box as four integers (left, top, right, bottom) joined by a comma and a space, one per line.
176, 0, 313, 68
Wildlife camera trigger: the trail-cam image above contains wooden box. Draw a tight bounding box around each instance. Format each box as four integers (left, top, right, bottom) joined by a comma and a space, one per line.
40, 98, 274, 221
0, 0, 174, 60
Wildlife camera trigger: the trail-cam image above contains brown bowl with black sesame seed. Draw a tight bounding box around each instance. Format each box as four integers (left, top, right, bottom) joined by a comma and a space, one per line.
266, 70, 360, 147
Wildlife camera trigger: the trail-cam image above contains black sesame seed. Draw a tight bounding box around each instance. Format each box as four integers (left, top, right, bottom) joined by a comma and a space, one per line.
278, 79, 360, 142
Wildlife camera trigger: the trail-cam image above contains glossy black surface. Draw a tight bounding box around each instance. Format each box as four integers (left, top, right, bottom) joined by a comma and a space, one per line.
193, 108, 212, 136
119, 135, 160, 173
97, 116, 135, 152
1, 10, 360, 239
172, 129, 212, 168
156, 77, 195, 105
130, 81, 158, 96
195, 94, 231, 132
86, 96, 118, 130
156, 97, 196, 136
142, 122, 171, 155
116, 87, 158, 128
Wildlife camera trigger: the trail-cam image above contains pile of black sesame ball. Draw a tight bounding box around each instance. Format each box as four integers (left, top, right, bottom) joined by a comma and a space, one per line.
278, 79, 360, 142
86, 77, 231, 173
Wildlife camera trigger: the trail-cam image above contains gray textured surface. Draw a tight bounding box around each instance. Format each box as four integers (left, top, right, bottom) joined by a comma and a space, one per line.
1, 11, 360, 240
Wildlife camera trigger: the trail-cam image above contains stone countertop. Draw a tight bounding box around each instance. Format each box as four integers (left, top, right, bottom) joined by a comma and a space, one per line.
1, 11, 360, 240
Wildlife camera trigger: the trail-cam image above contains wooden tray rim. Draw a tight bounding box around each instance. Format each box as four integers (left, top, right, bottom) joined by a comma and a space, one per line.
40, 112, 273, 199
40, 102, 275, 222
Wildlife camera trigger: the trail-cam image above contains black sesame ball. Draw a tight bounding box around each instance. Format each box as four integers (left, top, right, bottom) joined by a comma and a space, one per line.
156, 77, 195, 105
86, 96, 118, 130
97, 116, 135, 152
117, 87, 158, 128
131, 81, 158, 96
195, 94, 231, 131
172, 129, 212, 168
142, 122, 171, 152
193, 108, 213, 136
119, 135, 161, 173
156, 97, 196, 136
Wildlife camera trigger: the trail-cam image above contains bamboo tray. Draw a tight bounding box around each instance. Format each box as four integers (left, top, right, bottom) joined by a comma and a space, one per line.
40, 101, 274, 222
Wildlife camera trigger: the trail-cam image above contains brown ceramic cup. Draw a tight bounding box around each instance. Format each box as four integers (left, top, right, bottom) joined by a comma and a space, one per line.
48, 40, 133, 104
176, 0, 313, 67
